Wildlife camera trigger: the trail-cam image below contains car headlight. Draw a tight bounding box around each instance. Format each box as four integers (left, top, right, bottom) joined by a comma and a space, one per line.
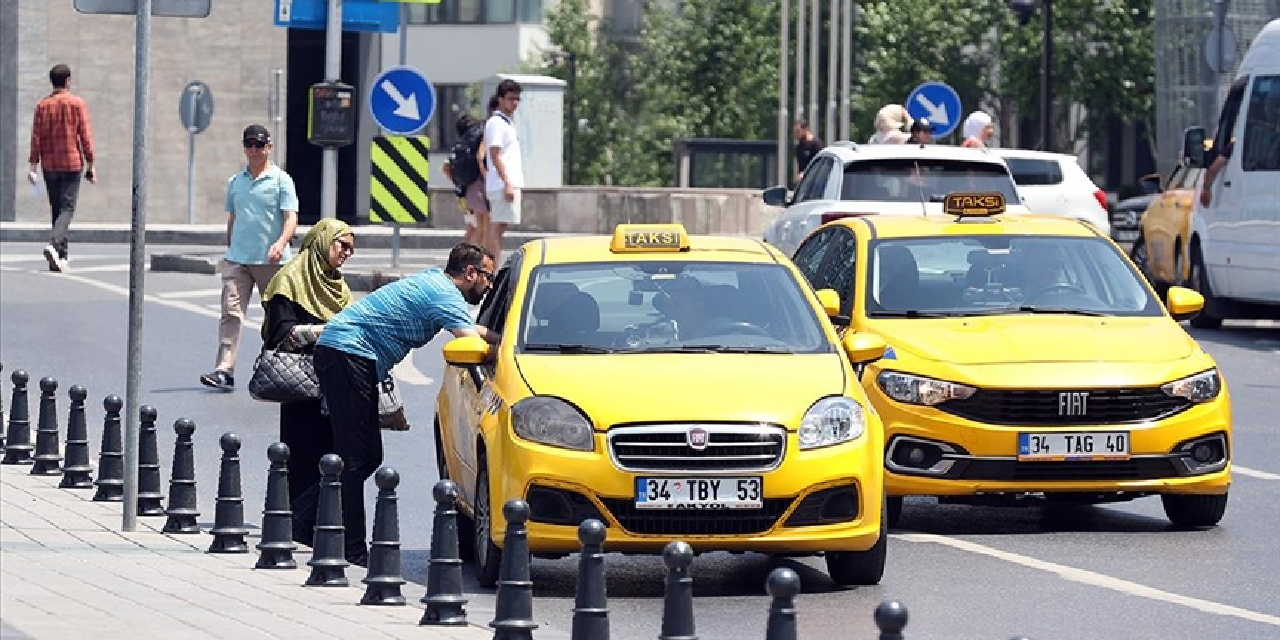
798, 396, 865, 450
1162, 369, 1221, 404
876, 371, 976, 406
510, 396, 595, 452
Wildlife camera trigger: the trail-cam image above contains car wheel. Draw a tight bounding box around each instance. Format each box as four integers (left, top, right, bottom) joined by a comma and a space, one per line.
433, 419, 448, 481
1188, 247, 1224, 329
1161, 492, 1227, 528
472, 456, 503, 588
825, 496, 887, 586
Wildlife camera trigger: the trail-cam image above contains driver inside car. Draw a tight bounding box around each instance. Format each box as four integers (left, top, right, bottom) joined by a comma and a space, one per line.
1022, 255, 1074, 299
654, 275, 732, 341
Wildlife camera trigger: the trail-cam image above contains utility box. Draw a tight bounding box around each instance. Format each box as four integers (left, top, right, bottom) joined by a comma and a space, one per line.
478, 74, 565, 188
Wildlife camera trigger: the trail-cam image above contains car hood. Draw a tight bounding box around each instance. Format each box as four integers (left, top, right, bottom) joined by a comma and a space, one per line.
871, 316, 1196, 365
514, 352, 848, 428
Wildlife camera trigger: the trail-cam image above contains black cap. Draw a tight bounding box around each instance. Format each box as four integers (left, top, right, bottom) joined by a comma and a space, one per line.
242, 124, 271, 144
910, 118, 934, 133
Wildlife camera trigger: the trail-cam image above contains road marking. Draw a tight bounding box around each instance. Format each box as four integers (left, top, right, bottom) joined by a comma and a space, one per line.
61, 264, 131, 273
1235, 465, 1280, 481
0, 253, 115, 263
392, 354, 434, 386
37, 270, 261, 331
894, 533, 1280, 627
154, 288, 223, 299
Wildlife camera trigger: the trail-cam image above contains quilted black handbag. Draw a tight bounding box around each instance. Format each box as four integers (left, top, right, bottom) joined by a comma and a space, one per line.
247, 348, 322, 403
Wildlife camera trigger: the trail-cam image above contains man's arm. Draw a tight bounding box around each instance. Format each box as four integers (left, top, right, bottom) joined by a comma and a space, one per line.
270, 211, 299, 263
78, 100, 96, 183
28, 104, 42, 179
477, 135, 488, 178
448, 326, 500, 361
1200, 153, 1230, 206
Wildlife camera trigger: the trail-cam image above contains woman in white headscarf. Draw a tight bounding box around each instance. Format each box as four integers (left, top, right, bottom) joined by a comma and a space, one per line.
962, 111, 995, 148
868, 104, 913, 144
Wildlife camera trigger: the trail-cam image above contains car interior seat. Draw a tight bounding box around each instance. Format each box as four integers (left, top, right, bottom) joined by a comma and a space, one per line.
876, 246, 922, 310
525, 282, 581, 343
533, 292, 601, 346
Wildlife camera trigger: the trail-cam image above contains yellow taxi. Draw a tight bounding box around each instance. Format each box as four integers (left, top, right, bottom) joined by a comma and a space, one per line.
434, 224, 890, 587
788, 193, 1232, 528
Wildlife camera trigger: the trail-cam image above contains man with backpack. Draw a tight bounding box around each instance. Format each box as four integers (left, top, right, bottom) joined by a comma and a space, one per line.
442, 113, 489, 247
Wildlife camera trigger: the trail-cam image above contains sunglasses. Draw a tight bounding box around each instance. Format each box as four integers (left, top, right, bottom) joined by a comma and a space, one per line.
334, 238, 355, 254
242, 140, 268, 149
473, 266, 494, 281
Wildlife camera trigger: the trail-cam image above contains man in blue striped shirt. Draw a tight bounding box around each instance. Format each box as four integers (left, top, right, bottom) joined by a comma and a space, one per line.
307, 243, 498, 566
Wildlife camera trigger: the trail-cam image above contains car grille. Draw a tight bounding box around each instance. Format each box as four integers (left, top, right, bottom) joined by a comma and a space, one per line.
599, 498, 792, 535
938, 388, 1192, 425
607, 424, 786, 473
952, 457, 1181, 482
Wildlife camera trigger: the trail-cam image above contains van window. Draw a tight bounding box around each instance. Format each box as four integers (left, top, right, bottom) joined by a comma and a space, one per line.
1212, 76, 1249, 162
1005, 158, 1064, 185
1242, 75, 1280, 172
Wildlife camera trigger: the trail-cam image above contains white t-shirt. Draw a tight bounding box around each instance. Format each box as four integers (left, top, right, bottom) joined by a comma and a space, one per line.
484, 112, 523, 192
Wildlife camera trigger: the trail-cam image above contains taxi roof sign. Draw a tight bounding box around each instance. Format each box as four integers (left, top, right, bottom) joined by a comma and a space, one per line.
610, 224, 691, 253
943, 192, 1006, 217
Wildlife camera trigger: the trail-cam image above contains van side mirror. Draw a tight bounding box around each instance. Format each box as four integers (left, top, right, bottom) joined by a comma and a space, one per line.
1166, 286, 1205, 322
842, 332, 887, 365
1137, 173, 1163, 195
1182, 127, 1207, 168
763, 186, 790, 207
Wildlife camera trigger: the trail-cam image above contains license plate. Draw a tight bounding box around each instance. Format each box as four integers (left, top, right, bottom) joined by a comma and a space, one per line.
1018, 432, 1130, 461
635, 477, 763, 510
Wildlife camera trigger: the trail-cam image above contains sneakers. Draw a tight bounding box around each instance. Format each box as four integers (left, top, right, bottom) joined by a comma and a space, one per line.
42, 245, 67, 273
200, 370, 235, 390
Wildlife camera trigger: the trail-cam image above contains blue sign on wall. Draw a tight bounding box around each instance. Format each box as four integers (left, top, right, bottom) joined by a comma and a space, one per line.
905, 82, 962, 138
274, 0, 400, 34
369, 66, 436, 135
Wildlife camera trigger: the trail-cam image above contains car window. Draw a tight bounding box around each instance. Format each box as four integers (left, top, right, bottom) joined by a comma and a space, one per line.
864, 235, 1162, 318
839, 159, 1022, 204
1212, 75, 1249, 164
791, 228, 836, 285
816, 228, 857, 316
795, 157, 834, 202
1242, 74, 1280, 172
1004, 157, 1064, 185
518, 261, 833, 353
477, 251, 523, 334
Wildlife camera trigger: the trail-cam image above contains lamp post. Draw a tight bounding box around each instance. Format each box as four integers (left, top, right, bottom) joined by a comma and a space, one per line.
552, 51, 577, 185
1009, 0, 1052, 151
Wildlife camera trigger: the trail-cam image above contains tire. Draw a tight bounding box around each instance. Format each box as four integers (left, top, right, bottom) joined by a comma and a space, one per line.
433, 420, 448, 481
1129, 234, 1152, 282
1188, 247, 1225, 329
1161, 492, 1228, 528
826, 497, 887, 586
886, 496, 904, 529
472, 456, 503, 588
435, 422, 477, 561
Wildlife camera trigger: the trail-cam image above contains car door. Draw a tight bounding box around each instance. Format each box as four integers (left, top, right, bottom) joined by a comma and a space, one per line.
778, 157, 837, 255
1232, 74, 1280, 300
1144, 163, 1190, 284
790, 225, 858, 327
1202, 76, 1249, 296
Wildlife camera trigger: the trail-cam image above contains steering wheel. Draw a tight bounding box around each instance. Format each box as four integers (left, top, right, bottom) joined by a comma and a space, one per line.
1027, 283, 1089, 301
701, 319, 770, 337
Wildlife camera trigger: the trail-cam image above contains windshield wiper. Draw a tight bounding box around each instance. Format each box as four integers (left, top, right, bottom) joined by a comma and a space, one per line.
616, 345, 795, 354
869, 310, 952, 318
523, 343, 615, 354
960, 306, 1112, 317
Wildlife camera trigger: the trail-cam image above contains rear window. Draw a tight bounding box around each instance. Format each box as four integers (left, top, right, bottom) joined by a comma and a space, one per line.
840, 159, 1022, 204
1005, 157, 1064, 185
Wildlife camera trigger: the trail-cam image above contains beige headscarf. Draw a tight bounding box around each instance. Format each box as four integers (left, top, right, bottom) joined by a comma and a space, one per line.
868, 104, 913, 144
260, 219, 354, 338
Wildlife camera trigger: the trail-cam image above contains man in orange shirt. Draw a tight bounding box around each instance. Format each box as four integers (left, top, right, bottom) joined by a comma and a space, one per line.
28, 64, 96, 273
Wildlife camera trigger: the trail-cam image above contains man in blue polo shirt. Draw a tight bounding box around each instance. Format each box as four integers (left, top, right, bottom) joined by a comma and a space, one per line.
304, 242, 498, 566
201, 124, 299, 390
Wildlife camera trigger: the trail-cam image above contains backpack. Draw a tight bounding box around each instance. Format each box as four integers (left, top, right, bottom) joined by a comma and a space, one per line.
449, 123, 485, 188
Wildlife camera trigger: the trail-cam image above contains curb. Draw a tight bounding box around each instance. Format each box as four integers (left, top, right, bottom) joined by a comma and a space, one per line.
149, 253, 438, 292
1, 224, 565, 250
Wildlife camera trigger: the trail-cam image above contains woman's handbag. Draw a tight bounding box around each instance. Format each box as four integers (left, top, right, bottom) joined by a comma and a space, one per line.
247, 348, 322, 403
377, 375, 410, 431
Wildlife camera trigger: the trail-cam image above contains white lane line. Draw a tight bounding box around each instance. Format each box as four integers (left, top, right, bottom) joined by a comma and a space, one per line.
0, 253, 116, 263
45, 271, 261, 331
62, 264, 131, 273
1235, 465, 1280, 481
894, 533, 1280, 627
391, 354, 434, 386
154, 288, 223, 299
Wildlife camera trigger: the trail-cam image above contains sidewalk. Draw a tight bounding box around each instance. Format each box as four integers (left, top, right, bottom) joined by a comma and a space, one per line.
0, 464, 502, 640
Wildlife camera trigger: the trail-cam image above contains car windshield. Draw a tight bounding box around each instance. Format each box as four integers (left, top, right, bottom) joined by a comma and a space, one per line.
518, 261, 833, 354
865, 235, 1163, 317
841, 159, 1022, 204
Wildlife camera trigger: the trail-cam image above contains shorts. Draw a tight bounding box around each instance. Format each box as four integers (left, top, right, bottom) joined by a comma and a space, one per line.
459, 182, 489, 227
487, 188, 521, 225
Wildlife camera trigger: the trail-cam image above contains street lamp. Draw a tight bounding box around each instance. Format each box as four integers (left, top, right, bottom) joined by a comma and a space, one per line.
550, 51, 578, 185
1009, 0, 1052, 151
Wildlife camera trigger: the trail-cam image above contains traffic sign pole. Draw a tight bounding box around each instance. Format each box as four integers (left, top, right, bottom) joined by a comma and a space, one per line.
321, 0, 342, 219
393, 2, 410, 267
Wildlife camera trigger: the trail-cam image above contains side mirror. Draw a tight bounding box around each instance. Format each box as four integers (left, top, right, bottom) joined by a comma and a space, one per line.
443, 335, 489, 366
1166, 286, 1205, 321
762, 185, 790, 207
1137, 173, 1163, 195
1182, 127, 1207, 169
815, 289, 841, 318
842, 332, 887, 365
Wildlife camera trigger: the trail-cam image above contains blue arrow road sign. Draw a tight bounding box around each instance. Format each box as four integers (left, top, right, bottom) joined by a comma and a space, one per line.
369, 66, 436, 136
905, 82, 962, 138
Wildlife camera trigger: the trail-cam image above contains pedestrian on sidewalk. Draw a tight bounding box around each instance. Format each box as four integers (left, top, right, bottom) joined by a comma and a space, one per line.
907, 118, 935, 145
201, 124, 300, 391
961, 111, 995, 148
259, 218, 356, 544
484, 79, 524, 264
442, 113, 489, 248
793, 119, 824, 183
304, 242, 500, 566
27, 64, 96, 273
867, 104, 912, 145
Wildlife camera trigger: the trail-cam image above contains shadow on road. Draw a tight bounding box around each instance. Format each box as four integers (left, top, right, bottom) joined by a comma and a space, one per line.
1185, 322, 1280, 354
892, 496, 1181, 536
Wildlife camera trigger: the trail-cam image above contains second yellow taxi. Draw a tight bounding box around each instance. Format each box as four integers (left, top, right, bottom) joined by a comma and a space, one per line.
434, 223, 890, 587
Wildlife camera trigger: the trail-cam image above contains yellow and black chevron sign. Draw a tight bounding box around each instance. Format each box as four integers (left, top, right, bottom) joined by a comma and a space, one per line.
370, 135, 430, 224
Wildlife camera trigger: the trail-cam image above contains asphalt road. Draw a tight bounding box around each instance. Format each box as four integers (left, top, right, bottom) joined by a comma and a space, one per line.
2, 241, 1278, 640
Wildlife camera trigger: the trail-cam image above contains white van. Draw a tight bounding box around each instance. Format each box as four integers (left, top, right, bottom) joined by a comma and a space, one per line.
1180, 18, 1280, 327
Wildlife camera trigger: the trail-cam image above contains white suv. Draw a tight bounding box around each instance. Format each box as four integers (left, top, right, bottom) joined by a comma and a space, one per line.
762, 143, 1029, 257
993, 149, 1112, 236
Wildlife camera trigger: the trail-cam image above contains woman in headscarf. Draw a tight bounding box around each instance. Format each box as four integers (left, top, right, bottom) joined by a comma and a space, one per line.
868, 104, 913, 144
962, 111, 995, 148
259, 218, 355, 545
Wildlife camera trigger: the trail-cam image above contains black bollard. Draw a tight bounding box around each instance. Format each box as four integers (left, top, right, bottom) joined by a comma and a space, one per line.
874, 601, 909, 640
571, 519, 609, 640
419, 479, 468, 626
255, 442, 297, 570
658, 541, 697, 640
207, 432, 249, 553
489, 499, 538, 640
136, 405, 165, 516
305, 453, 349, 587
92, 395, 124, 502
2, 370, 33, 465
361, 467, 407, 606
30, 377, 63, 476
763, 567, 800, 640
58, 385, 94, 488
162, 419, 200, 534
